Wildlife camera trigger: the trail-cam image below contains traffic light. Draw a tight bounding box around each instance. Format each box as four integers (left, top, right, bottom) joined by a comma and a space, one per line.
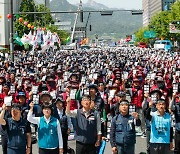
131, 11, 143, 15
90, 25, 92, 31
100, 11, 113, 16
80, 10, 83, 22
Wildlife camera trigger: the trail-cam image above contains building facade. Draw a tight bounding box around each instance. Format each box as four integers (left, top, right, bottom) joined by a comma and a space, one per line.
142, 0, 176, 26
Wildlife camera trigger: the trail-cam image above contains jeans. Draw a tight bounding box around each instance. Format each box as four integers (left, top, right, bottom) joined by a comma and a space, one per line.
146, 130, 151, 154
7, 147, 26, 154
117, 144, 135, 154
1, 135, 7, 154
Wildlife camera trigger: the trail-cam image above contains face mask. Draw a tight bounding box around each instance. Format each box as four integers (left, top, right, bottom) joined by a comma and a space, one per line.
134, 85, 140, 89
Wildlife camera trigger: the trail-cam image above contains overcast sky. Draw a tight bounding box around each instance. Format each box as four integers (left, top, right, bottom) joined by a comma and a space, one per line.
67, 0, 142, 9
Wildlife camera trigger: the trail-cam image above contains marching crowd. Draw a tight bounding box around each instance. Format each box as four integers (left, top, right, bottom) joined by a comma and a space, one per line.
0, 46, 179, 154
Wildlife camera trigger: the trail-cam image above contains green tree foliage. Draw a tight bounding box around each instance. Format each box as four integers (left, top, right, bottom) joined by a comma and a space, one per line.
14, 0, 69, 44
35, 4, 54, 27
135, 1, 180, 43
149, 11, 172, 39
19, 0, 35, 22
135, 27, 149, 43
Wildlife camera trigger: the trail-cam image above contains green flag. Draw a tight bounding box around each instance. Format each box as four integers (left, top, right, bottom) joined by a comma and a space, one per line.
64, 36, 71, 44
13, 33, 23, 46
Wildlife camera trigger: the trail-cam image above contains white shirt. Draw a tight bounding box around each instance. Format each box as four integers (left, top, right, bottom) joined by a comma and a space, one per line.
27, 110, 63, 149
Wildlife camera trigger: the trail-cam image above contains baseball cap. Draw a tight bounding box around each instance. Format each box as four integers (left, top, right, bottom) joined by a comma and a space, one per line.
16, 92, 26, 99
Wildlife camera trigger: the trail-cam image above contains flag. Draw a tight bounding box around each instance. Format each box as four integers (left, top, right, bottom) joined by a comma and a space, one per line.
64, 36, 71, 44
13, 33, 23, 46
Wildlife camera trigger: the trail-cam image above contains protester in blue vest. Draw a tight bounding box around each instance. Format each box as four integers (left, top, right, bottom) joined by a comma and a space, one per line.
53, 97, 71, 154
66, 94, 102, 154
110, 100, 141, 154
146, 98, 173, 154
169, 92, 180, 154
27, 102, 63, 154
0, 103, 31, 154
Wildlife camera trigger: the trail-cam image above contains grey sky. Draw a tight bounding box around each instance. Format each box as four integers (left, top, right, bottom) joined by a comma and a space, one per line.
67, 0, 142, 9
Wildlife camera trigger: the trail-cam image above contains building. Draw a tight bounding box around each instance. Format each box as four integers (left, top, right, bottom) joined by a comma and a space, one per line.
54, 21, 72, 32
142, 0, 176, 26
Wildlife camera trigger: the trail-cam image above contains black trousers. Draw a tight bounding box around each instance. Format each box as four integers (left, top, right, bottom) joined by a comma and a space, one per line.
76, 141, 96, 154
39, 147, 59, 154
174, 131, 180, 154
1, 135, 7, 154
150, 143, 170, 154
62, 134, 68, 154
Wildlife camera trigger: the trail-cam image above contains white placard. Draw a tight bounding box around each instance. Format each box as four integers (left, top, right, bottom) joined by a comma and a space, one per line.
42, 76, 46, 81
32, 86, 38, 94
10, 85, 16, 94
58, 80, 62, 86
42, 68, 46, 73
33, 95, 39, 104
50, 90, 57, 99
123, 72, 128, 80
173, 83, 178, 93
81, 77, 86, 85
93, 73, 98, 80
83, 89, 89, 95
4, 96, 12, 106
70, 89, 77, 100
144, 84, 150, 93
109, 90, 116, 98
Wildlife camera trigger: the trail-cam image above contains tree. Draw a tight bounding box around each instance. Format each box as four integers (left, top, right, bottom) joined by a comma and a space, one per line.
135, 27, 149, 43
14, 0, 70, 44
149, 11, 172, 39
135, 1, 180, 44
19, 0, 36, 22
35, 4, 54, 27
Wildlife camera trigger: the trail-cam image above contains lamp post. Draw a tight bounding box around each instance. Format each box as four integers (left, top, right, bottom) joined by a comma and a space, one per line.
10, 0, 14, 62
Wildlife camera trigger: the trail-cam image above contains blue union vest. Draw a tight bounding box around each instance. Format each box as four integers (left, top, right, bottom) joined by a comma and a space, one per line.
75, 109, 98, 144
115, 114, 136, 145
38, 116, 59, 149
6, 118, 28, 149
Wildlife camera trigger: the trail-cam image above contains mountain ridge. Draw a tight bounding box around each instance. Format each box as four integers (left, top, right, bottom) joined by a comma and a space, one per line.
50, 0, 142, 39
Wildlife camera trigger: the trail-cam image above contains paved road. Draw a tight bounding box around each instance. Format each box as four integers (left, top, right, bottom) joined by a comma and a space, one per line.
0, 136, 147, 154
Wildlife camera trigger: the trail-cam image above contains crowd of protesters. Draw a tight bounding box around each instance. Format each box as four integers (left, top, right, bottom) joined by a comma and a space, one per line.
0, 46, 179, 154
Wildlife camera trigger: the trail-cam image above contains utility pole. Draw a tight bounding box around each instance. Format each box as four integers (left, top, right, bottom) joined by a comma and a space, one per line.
85, 12, 91, 38
10, 0, 14, 62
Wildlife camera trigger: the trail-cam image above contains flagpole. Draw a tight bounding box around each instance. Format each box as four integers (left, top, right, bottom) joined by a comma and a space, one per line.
10, 0, 14, 62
